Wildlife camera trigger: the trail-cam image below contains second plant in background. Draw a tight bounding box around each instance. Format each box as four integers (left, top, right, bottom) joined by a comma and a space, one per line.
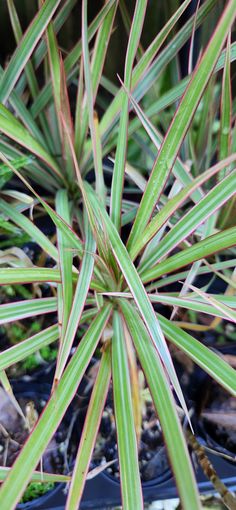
0, 0, 235, 509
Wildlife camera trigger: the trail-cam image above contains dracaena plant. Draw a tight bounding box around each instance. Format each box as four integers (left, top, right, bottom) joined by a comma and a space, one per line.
0, 0, 236, 509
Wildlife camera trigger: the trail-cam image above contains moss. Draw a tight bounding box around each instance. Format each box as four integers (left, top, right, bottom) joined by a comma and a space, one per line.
20, 482, 55, 504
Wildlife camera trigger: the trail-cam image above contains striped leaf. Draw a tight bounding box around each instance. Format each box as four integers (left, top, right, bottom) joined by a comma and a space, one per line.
127, 0, 236, 251
0, 305, 112, 509
141, 227, 236, 284
66, 349, 111, 510
121, 300, 201, 510
0, 0, 62, 104
112, 311, 143, 509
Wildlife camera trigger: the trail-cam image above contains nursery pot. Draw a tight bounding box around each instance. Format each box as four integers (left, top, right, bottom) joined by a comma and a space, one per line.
80, 392, 173, 509
79, 353, 236, 510
4, 356, 236, 510
0, 381, 80, 510
192, 343, 236, 462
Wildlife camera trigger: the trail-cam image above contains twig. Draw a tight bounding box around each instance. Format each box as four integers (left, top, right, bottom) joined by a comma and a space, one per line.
186, 429, 236, 510
62, 409, 79, 473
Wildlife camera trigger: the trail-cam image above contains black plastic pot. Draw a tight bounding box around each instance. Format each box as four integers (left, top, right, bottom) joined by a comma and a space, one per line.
29, 358, 97, 411
32, 448, 236, 510
8, 366, 98, 510
17, 482, 66, 510
3, 381, 79, 510
192, 344, 236, 459
78, 428, 236, 506
77, 345, 236, 509
6, 350, 236, 510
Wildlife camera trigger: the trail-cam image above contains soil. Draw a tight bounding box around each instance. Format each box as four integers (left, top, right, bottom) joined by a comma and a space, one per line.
92, 399, 170, 482
0, 387, 78, 475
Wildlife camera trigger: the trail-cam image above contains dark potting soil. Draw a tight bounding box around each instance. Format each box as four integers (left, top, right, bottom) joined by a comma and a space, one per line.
92, 400, 170, 482
0, 388, 77, 474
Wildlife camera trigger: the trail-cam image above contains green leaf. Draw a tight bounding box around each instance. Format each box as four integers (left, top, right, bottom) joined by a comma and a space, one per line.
218, 34, 234, 228
84, 183, 190, 420
0, 467, 70, 483
6, 0, 55, 154
139, 170, 236, 273
0, 325, 59, 371
30, 0, 117, 119
54, 210, 96, 381
82, 0, 217, 170
112, 311, 143, 509
78, 0, 117, 159
0, 297, 57, 324
157, 313, 236, 396
219, 33, 232, 174
46, 20, 61, 117
0, 0, 62, 104
0, 267, 63, 284
56, 190, 73, 340
0, 305, 112, 509
93, 112, 106, 204
129, 156, 236, 261
121, 300, 201, 510
0, 198, 59, 262
66, 348, 111, 510
0, 108, 63, 182
127, 0, 236, 251
141, 226, 236, 284
110, 0, 148, 231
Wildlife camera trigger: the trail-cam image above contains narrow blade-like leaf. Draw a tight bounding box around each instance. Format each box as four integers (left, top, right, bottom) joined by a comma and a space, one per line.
141, 227, 236, 284
121, 300, 201, 510
110, 0, 147, 231
66, 348, 111, 510
84, 183, 190, 420
56, 190, 73, 341
0, 297, 57, 325
0, 467, 70, 483
157, 313, 236, 396
0, 305, 112, 509
0, 0, 62, 103
112, 311, 143, 509
54, 211, 95, 381
0, 325, 59, 372
140, 170, 236, 273
127, 0, 236, 251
